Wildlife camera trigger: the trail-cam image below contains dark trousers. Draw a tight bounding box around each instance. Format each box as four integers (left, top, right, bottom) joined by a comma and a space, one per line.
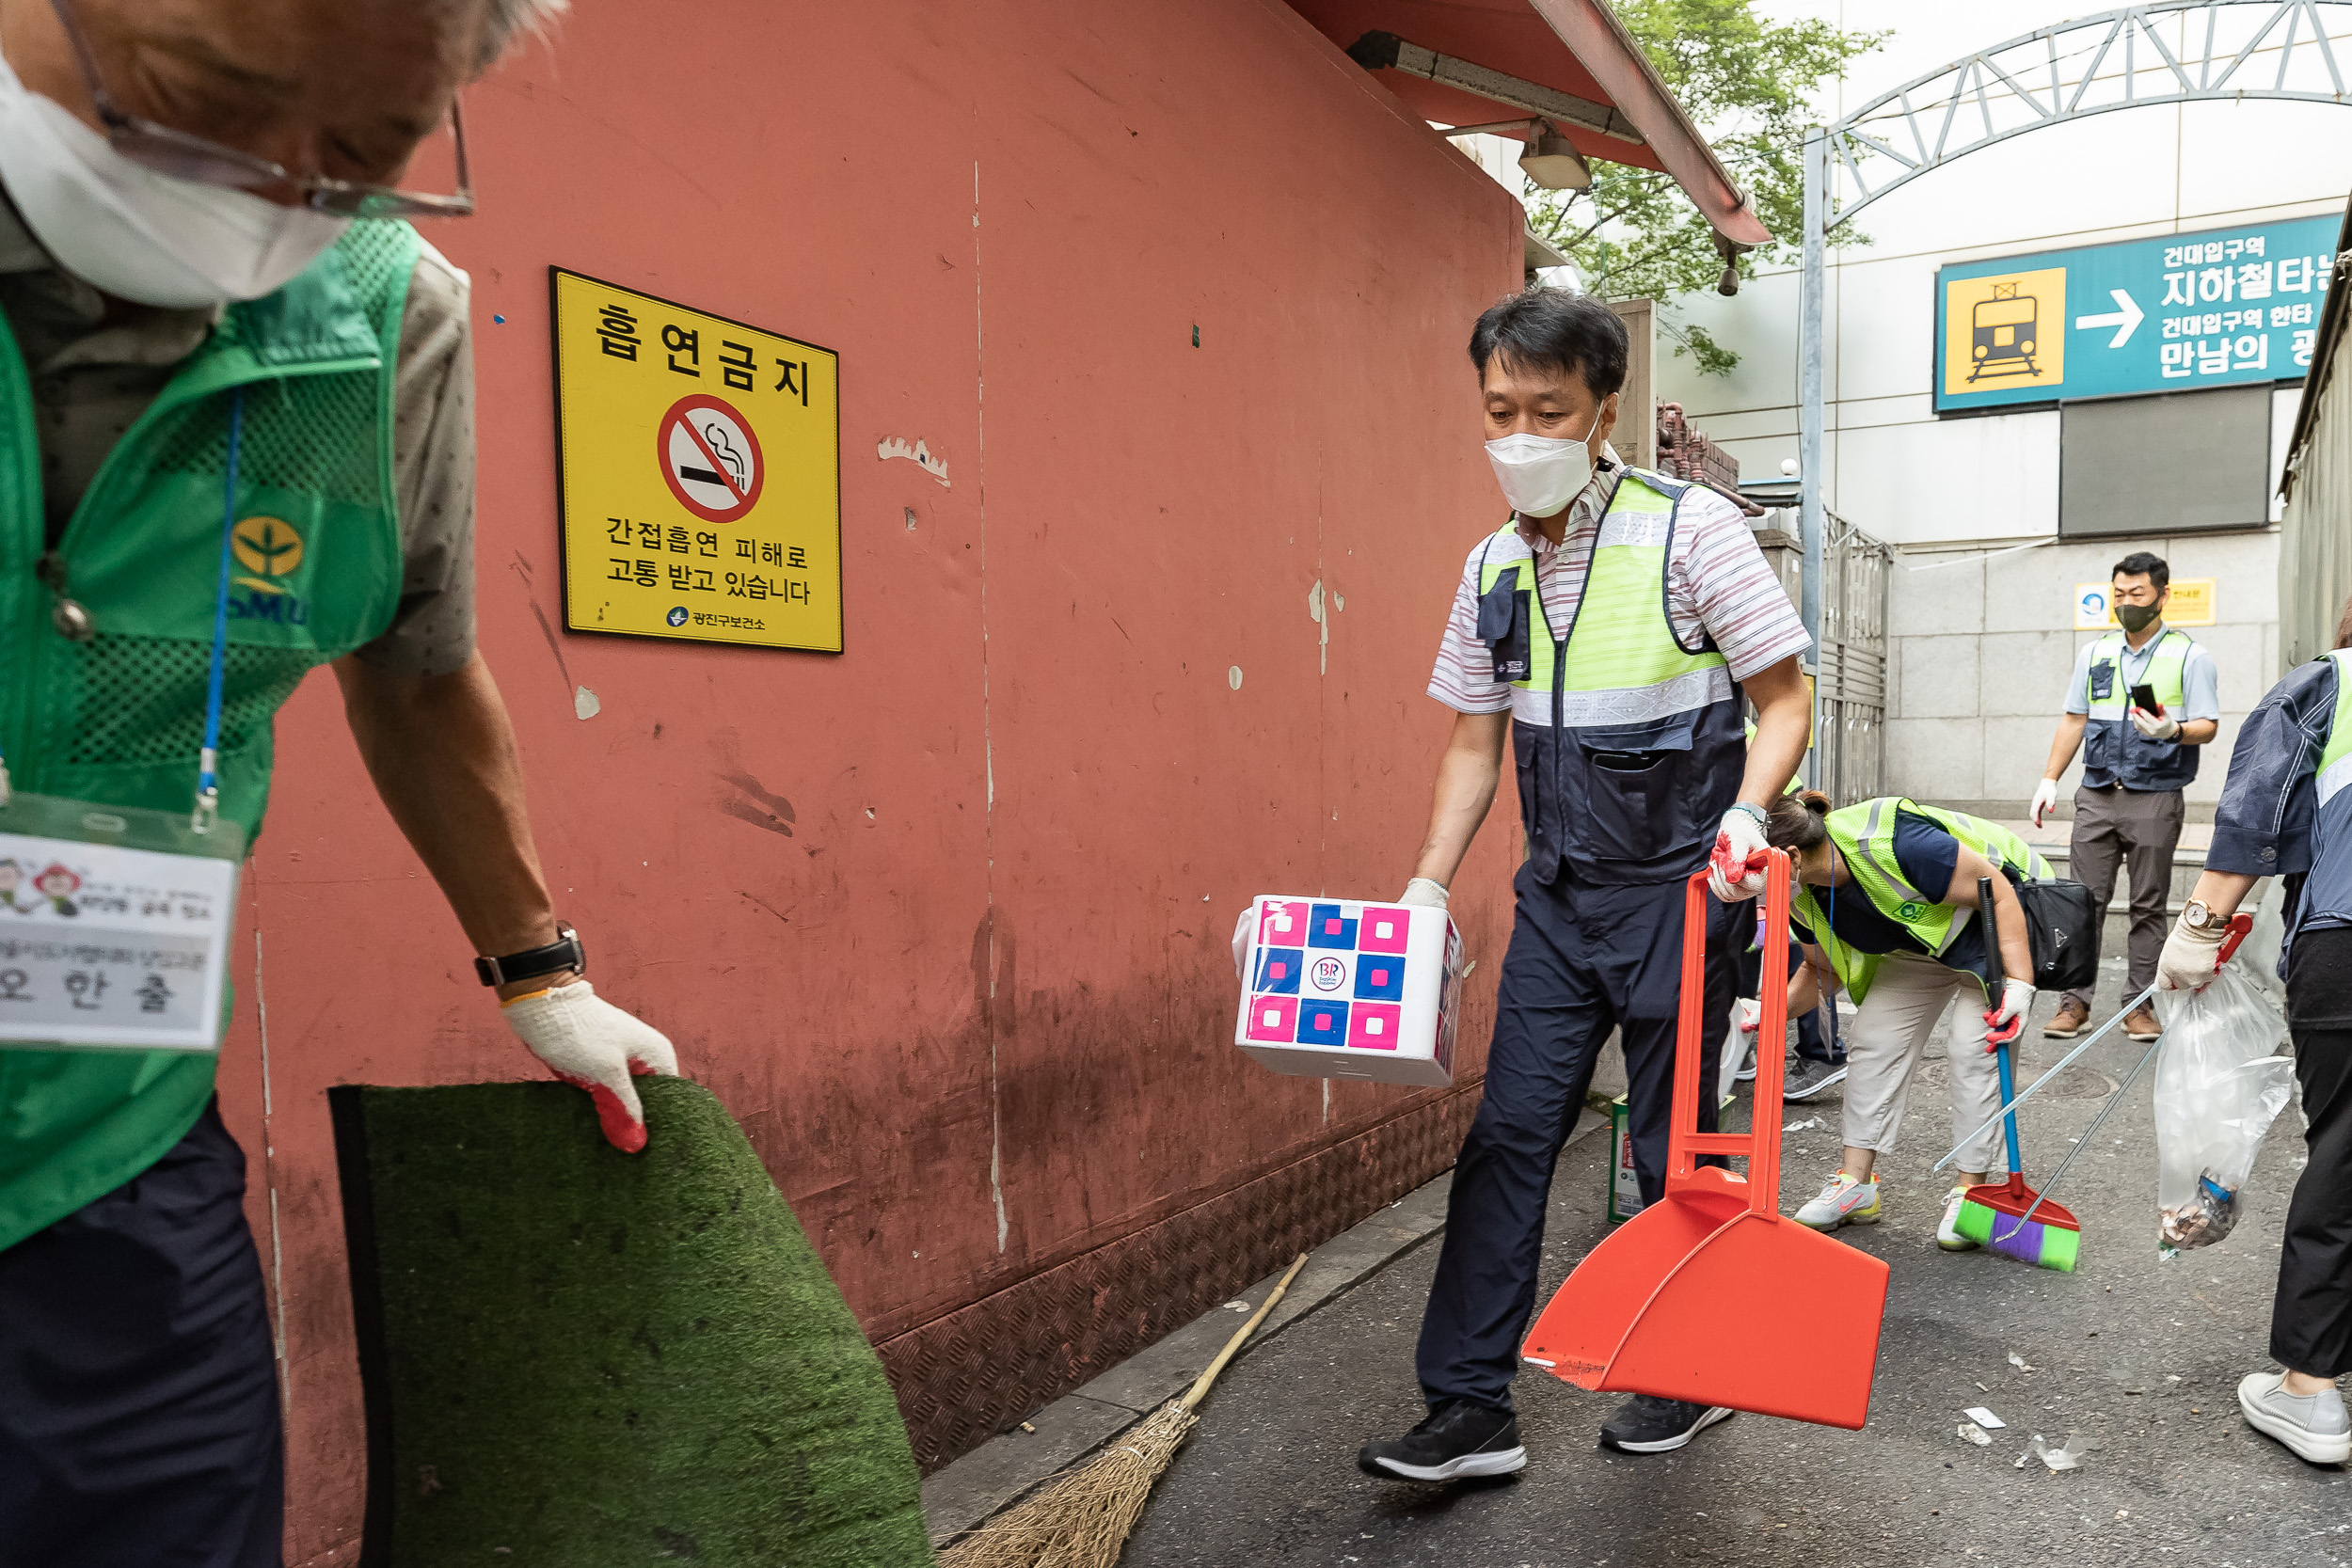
1417, 864, 1738, 1412
2272, 937, 2352, 1377
1733, 931, 1842, 1063
0, 1101, 283, 1568
2065, 784, 2185, 1009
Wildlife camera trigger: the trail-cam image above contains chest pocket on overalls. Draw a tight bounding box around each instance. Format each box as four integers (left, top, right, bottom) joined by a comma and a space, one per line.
2088, 659, 2116, 700
1477, 565, 1532, 684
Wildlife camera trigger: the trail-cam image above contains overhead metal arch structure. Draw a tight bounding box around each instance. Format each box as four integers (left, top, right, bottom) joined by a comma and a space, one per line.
1794, 0, 2352, 784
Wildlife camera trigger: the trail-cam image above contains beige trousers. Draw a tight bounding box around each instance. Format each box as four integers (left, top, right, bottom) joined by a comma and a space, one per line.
1842, 952, 2009, 1176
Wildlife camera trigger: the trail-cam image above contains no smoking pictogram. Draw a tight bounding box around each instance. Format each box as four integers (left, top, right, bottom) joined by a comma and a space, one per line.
658, 394, 765, 523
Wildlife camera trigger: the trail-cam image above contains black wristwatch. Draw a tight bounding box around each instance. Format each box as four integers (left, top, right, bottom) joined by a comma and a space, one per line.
475, 922, 586, 988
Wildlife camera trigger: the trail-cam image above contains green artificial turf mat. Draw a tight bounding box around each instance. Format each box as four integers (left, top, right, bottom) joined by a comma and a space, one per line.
336, 1079, 933, 1567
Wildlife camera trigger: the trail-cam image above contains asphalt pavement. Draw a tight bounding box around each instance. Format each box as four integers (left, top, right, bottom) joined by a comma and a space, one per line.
1119, 961, 2349, 1567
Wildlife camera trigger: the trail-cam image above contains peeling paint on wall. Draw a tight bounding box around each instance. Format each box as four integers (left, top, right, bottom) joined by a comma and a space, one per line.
1228, 665, 1243, 690
573, 686, 601, 720
879, 435, 951, 487
1308, 578, 1328, 674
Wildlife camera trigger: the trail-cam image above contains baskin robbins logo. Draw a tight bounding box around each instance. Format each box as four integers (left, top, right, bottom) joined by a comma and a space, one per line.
1310, 955, 1347, 992
227, 515, 310, 626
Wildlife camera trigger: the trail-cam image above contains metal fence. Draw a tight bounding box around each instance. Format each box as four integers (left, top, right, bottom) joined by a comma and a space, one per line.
1813, 510, 1891, 806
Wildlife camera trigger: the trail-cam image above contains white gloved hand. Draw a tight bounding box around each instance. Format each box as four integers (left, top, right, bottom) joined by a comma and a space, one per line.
1736, 997, 1763, 1034
1708, 803, 1771, 901
502, 981, 679, 1153
1232, 908, 1255, 979
2158, 911, 2226, 991
2129, 707, 2182, 741
1400, 878, 1450, 909
2029, 778, 2060, 829
1982, 977, 2034, 1045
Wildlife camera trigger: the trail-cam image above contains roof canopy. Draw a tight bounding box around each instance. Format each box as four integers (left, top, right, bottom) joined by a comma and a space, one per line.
1286, 0, 1772, 248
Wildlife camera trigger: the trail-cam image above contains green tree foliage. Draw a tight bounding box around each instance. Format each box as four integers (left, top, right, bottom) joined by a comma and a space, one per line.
1528, 0, 1883, 374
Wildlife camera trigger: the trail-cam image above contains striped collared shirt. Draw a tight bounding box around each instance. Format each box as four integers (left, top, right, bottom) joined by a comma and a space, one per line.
1426, 467, 1810, 721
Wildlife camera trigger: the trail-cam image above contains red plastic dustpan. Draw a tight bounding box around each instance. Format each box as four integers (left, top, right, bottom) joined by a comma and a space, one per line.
1521, 853, 1890, 1429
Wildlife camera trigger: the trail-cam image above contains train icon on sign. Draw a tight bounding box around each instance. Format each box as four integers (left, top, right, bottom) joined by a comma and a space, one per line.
1967, 280, 2041, 382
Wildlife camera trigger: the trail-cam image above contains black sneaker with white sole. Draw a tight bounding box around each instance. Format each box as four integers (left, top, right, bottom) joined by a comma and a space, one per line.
1734, 1039, 1758, 1083
1358, 1398, 1528, 1481
1782, 1055, 1848, 1103
1597, 1394, 1735, 1454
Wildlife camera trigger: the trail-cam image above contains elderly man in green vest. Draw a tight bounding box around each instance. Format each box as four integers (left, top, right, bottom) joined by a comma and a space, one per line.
0, 3, 677, 1562
2031, 550, 2219, 1045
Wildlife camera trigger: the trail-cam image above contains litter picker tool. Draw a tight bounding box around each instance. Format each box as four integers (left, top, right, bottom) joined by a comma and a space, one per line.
1995, 913, 2257, 1248
1522, 853, 1889, 1430
1952, 877, 2081, 1270
1933, 980, 2157, 1174
940, 1253, 1310, 1568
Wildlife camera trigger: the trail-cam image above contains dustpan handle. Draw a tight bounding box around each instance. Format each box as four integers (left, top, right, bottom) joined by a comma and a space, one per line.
1665, 849, 1792, 1216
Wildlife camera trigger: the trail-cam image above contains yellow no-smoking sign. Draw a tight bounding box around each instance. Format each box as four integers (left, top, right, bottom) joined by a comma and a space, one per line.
551, 269, 841, 651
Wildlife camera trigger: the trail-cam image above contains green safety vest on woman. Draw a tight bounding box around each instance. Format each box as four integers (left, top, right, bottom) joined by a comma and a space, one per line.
1473, 468, 1743, 885
1793, 797, 2050, 1006
0, 220, 420, 1251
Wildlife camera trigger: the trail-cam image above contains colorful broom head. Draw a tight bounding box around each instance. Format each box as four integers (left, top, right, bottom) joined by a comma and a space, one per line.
1953, 1174, 2080, 1273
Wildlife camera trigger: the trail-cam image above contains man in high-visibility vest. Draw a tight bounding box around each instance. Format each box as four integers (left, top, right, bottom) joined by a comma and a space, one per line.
2032, 550, 2218, 1044
0, 6, 675, 1562
1357, 290, 1810, 1482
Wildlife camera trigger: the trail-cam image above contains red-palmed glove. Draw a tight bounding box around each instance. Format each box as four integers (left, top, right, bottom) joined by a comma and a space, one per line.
1981, 978, 2034, 1047
502, 981, 679, 1153
1708, 803, 1771, 902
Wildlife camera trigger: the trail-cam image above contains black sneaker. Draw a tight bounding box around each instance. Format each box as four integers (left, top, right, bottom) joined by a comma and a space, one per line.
1734, 1039, 1758, 1083
1783, 1056, 1848, 1103
1358, 1399, 1527, 1481
1598, 1394, 1735, 1454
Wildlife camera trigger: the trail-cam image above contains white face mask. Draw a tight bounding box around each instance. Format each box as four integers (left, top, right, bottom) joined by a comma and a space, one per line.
0, 53, 348, 309
1485, 411, 1606, 519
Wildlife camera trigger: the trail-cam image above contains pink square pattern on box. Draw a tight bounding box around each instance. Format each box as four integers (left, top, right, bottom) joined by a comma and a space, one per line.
1258, 900, 1310, 947
1356, 907, 1411, 955
1246, 994, 1298, 1043
1348, 1002, 1404, 1051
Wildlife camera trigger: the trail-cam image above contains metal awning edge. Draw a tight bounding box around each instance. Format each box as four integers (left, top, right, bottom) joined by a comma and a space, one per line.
1525, 0, 1773, 248
2281, 194, 2352, 499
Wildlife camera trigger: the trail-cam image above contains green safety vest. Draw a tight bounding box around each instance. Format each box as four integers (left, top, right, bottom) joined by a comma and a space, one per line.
1474, 468, 1742, 884
0, 221, 418, 1252
1793, 797, 2049, 1005
2081, 627, 2199, 791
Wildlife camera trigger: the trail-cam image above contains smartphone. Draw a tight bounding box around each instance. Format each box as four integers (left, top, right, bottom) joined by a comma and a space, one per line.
2130, 682, 2164, 716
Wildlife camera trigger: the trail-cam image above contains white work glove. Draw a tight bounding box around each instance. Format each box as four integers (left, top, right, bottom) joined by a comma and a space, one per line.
1232, 908, 1255, 979
2158, 911, 2227, 992
1399, 878, 1449, 909
2029, 778, 2060, 829
2129, 707, 2182, 742
1735, 997, 1762, 1034
1708, 803, 1771, 901
502, 981, 679, 1153
1981, 977, 2034, 1046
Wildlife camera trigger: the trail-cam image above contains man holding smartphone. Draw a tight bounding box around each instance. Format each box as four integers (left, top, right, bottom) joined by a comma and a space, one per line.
2031, 551, 2220, 1042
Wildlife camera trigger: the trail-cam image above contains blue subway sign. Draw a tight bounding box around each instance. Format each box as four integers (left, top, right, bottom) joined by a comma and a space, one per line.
1933, 215, 2336, 414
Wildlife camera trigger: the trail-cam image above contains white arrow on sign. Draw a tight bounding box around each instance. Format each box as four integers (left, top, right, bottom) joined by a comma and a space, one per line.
2074, 288, 2145, 348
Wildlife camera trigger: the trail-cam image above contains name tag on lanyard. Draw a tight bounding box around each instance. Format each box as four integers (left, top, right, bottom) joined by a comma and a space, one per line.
0, 792, 244, 1052
0, 388, 253, 1053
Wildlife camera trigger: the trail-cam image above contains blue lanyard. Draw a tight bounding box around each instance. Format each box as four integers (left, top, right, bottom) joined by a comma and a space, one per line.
191, 390, 244, 833
0, 389, 242, 831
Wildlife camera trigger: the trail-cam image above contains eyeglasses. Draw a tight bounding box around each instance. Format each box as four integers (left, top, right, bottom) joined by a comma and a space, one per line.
46, 0, 474, 218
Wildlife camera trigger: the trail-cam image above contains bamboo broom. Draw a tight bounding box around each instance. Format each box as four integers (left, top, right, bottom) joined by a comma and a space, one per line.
939, 1253, 1311, 1568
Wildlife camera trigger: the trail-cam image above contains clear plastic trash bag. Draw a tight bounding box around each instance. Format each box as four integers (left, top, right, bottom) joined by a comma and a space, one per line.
2153, 962, 2296, 1255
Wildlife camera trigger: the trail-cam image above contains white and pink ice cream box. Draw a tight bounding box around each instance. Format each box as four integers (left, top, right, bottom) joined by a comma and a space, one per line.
1233, 895, 1463, 1087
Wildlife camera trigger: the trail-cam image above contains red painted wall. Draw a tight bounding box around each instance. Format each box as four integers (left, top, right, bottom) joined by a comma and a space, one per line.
206, 3, 1523, 1559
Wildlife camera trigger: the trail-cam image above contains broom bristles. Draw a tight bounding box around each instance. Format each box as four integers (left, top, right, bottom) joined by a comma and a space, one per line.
939, 1400, 1197, 1568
